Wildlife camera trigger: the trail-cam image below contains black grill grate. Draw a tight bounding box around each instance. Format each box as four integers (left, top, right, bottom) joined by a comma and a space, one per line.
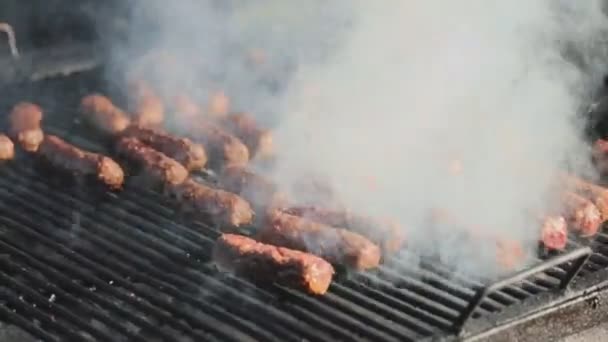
0, 70, 605, 342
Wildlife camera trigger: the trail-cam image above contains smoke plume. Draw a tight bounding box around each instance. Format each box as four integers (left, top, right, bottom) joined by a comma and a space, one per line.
109, 1, 608, 278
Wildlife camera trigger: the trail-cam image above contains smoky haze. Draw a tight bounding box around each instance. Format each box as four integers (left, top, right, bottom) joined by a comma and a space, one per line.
108, 1, 608, 278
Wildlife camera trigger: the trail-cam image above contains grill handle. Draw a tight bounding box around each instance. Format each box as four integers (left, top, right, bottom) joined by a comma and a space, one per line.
453, 245, 592, 333
0, 22, 19, 58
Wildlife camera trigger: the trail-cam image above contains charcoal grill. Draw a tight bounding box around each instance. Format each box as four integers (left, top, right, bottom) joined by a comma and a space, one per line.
3, 16, 608, 342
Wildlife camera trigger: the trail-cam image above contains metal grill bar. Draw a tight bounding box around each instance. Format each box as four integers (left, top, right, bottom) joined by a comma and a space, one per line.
0, 70, 606, 341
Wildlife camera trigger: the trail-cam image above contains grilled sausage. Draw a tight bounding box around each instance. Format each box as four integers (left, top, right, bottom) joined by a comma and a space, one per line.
257, 211, 381, 270
560, 192, 602, 237
169, 179, 254, 227
122, 125, 207, 171
539, 215, 568, 250
80, 94, 131, 135
220, 113, 274, 160
173, 94, 203, 121
9, 102, 44, 152
38, 135, 124, 189
208, 91, 230, 118
128, 80, 165, 127
219, 165, 287, 212
559, 172, 608, 221
115, 137, 188, 188
182, 121, 249, 168
173, 91, 229, 120
0, 134, 15, 160
214, 234, 334, 295
282, 206, 405, 254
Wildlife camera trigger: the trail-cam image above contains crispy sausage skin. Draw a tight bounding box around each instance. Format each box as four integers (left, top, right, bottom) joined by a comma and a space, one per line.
173, 94, 203, 121
169, 179, 254, 227
127, 80, 165, 127
214, 234, 334, 295
115, 137, 188, 188
257, 211, 381, 270
208, 91, 230, 118
9, 102, 44, 152
281, 206, 405, 254
539, 215, 568, 250
219, 165, 287, 212
0, 134, 15, 160
38, 135, 124, 189
220, 113, 274, 160
560, 172, 608, 221
173, 92, 229, 120
560, 192, 602, 237
183, 121, 249, 168
122, 125, 207, 171
80, 94, 131, 135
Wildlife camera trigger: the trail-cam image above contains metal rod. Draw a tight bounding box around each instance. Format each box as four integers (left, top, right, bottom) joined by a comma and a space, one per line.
0, 22, 19, 58
453, 246, 593, 332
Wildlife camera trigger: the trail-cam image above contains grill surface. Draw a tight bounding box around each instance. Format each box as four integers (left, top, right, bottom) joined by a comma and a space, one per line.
0, 69, 607, 342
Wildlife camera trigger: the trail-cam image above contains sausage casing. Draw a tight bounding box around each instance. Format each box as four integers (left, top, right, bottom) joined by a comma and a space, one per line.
80, 94, 131, 135
169, 179, 254, 227
9, 102, 44, 152
38, 135, 124, 189
122, 125, 207, 171
214, 233, 334, 295
257, 211, 381, 270
282, 206, 405, 254
115, 137, 188, 187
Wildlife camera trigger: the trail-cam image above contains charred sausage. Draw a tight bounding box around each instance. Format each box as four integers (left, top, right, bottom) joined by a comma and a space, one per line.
219, 165, 287, 212
80, 94, 131, 135
122, 125, 207, 171
169, 179, 254, 227
127, 80, 165, 127
182, 121, 249, 168
257, 211, 381, 270
539, 215, 568, 250
9, 102, 44, 152
281, 206, 406, 254
214, 233, 334, 295
38, 135, 124, 189
560, 192, 602, 237
559, 172, 608, 221
220, 113, 274, 160
115, 137, 188, 188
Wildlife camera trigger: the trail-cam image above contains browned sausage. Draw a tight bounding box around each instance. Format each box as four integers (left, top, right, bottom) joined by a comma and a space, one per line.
0, 134, 15, 160
9, 102, 44, 152
168, 179, 254, 227
219, 165, 287, 212
539, 215, 568, 250
127, 80, 165, 127
214, 233, 334, 295
257, 211, 381, 270
281, 206, 406, 254
560, 192, 602, 237
122, 125, 207, 171
38, 135, 124, 189
559, 172, 608, 221
173, 94, 203, 121
220, 113, 274, 160
182, 121, 249, 168
80, 94, 131, 135
208, 91, 230, 118
115, 137, 188, 188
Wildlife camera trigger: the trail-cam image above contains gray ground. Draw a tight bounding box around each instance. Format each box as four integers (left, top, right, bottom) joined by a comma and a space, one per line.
561, 323, 608, 342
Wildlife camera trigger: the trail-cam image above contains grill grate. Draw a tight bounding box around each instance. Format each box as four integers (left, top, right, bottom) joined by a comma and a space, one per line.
0, 70, 605, 342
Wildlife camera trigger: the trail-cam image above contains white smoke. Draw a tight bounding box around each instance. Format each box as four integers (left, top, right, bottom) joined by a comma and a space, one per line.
108, 1, 608, 278
269, 1, 608, 276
